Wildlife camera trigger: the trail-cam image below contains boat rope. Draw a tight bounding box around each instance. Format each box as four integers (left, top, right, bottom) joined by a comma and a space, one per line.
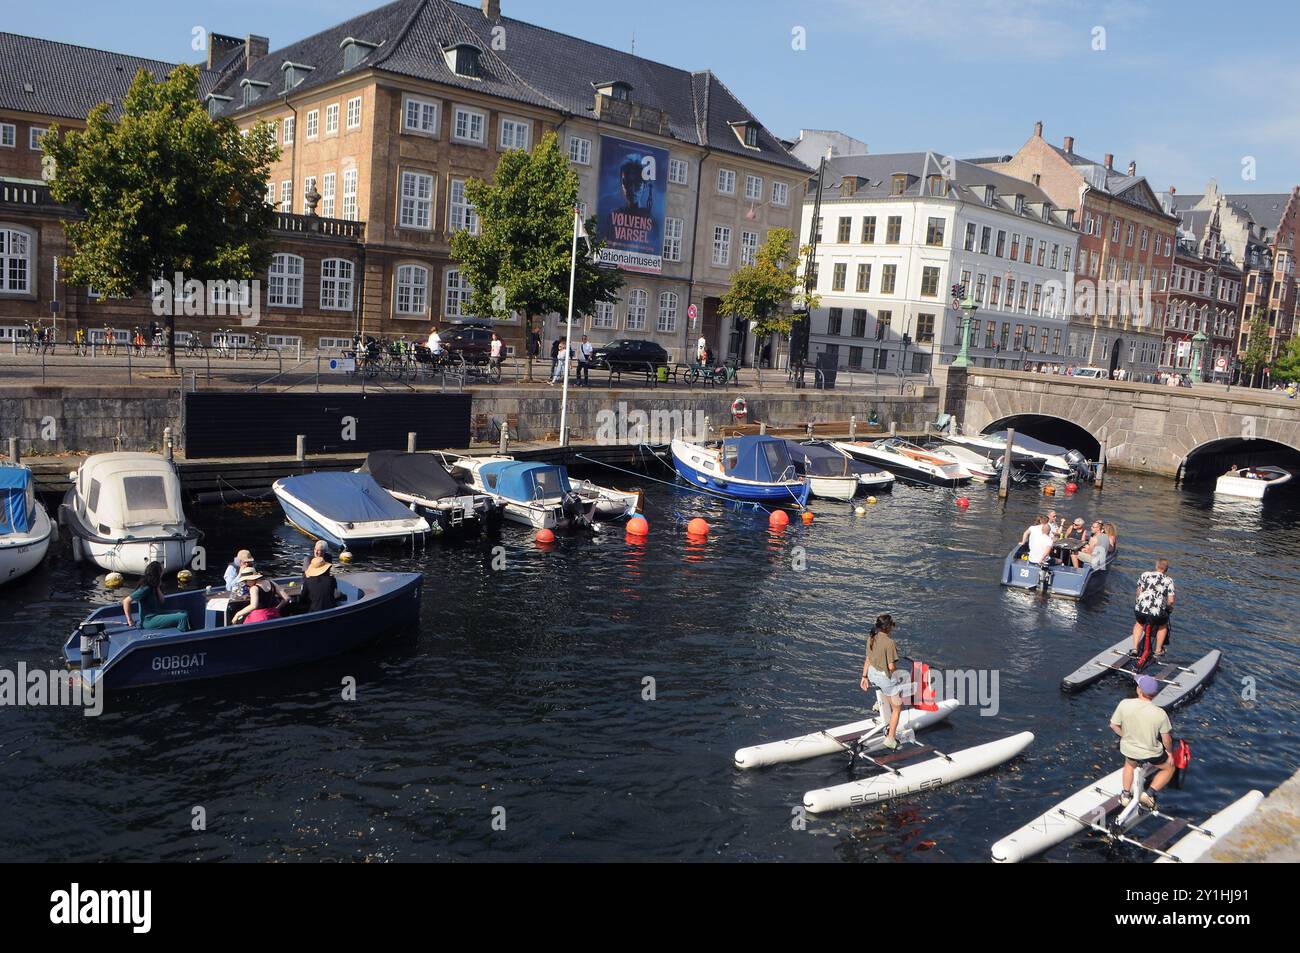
573, 451, 775, 514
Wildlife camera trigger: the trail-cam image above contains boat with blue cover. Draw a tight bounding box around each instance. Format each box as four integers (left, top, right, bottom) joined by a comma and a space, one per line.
1, 463, 53, 585
670, 436, 810, 506
1000, 539, 1117, 599
63, 571, 422, 689
452, 456, 601, 530
272, 472, 430, 547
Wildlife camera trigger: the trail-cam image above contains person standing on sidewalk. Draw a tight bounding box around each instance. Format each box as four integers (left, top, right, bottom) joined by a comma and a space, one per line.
549, 336, 569, 386
526, 323, 541, 381
576, 334, 593, 387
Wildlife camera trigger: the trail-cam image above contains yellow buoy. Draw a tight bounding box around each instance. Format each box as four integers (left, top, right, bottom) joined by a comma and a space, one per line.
867, 496, 878, 505
177, 569, 193, 584
339, 550, 354, 564
104, 572, 124, 589
854, 506, 866, 515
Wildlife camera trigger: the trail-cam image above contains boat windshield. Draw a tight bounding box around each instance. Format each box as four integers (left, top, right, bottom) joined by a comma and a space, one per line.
121, 474, 175, 526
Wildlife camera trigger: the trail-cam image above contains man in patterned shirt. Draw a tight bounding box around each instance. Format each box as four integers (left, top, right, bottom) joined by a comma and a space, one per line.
1131, 558, 1175, 657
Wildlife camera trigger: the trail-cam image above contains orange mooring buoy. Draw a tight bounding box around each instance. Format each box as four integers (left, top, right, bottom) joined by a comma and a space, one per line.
687, 517, 710, 536
536, 528, 556, 544
801, 511, 815, 525
626, 515, 649, 536
769, 510, 789, 528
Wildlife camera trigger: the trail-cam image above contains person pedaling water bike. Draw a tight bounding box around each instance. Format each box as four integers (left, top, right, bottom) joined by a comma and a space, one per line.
1109, 674, 1175, 811
1131, 558, 1175, 658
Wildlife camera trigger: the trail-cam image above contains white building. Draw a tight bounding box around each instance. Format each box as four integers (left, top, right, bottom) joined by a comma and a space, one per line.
789, 129, 868, 168
800, 153, 1080, 375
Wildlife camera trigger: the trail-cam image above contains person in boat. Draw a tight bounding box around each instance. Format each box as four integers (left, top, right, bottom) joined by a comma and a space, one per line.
231, 566, 289, 625
303, 539, 329, 573
1132, 558, 1175, 657
1019, 514, 1049, 545
122, 561, 191, 632
1026, 515, 1055, 566
1063, 517, 1087, 541
224, 549, 254, 592
1110, 674, 1175, 811
860, 614, 903, 750
1045, 509, 1062, 537
1071, 519, 1109, 569
301, 555, 340, 614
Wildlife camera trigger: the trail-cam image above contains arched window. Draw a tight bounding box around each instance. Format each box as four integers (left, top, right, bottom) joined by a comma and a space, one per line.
320, 258, 354, 310
656, 291, 678, 333
395, 263, 429, 315
626, 289, 647, 331
267, 253, 303, 307
0, 226, 33, 294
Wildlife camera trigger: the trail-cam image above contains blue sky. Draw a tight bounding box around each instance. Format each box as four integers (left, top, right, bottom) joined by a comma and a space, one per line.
12, 0, 1300, 193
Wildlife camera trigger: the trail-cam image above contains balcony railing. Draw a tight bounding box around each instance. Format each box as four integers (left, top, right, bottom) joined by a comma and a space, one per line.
0, 180, 72, 210
272, 211, 366, 242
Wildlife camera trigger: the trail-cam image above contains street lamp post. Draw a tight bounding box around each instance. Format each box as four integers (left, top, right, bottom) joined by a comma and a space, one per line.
1190, 330, 1208, 384
952, 295, 978, 368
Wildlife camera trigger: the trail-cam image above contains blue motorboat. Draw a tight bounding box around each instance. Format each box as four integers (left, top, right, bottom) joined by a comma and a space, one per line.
1, 463, 54, 585
63, 571, 422, 689
1000, 541, 1117, 599
272, 472, 430, 547
670, 436, 810, 506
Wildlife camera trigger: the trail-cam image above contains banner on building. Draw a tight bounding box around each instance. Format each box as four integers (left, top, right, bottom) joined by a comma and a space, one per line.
595, 135, 668, 274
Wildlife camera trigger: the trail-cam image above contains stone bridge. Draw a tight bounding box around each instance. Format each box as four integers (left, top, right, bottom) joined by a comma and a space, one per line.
943, 367, 1300, 476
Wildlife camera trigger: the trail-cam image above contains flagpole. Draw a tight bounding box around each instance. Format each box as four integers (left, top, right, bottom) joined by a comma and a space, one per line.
558, 209, 579, 447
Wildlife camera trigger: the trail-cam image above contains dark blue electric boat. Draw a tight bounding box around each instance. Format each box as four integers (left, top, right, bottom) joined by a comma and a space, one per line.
63, 571, 422, 689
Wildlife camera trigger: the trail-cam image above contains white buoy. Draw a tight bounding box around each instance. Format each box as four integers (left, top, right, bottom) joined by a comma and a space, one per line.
104, 572, 124, 589
855, 506, 866, 515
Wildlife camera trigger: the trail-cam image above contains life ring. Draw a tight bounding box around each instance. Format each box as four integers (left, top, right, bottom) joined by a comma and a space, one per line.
731, 396, 748, 422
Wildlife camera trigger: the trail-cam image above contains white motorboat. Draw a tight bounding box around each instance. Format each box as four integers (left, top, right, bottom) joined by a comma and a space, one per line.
955, 430, 1091, 480
1214, 466, 1292, 500
832, 438, 972, 487
59, 452, 201, 575
1, 463, 54, 585
932, 441, 1000, 482
273, 471, 431, 547
783, 439, 893, 499
451, 455, 597, 530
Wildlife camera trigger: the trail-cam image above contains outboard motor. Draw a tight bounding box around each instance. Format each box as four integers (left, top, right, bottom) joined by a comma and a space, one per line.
1065, 449, 1093, 482
557, 490, 592, 532
77, 622, 107, 668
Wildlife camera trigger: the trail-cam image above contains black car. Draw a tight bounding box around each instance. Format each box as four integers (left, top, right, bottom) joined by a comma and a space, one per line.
591, 339, 670, 371
439, 325, 493, 364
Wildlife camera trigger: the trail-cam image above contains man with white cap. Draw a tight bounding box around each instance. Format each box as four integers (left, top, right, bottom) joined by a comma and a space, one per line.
1109, 674, 1174, 810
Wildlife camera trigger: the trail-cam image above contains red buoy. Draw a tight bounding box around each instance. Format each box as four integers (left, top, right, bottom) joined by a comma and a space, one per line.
801, 511, 815, 525
1065, 481, 1079, 493
956, 497, 970, 508
687, 517, 710, 537
626, 515, 649, 536
536, 528, 556, 545
769, 510, 789, 528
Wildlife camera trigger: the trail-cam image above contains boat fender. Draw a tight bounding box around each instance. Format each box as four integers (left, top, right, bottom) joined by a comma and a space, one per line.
104, 572, 124, 589
1172, 739, 1192, 789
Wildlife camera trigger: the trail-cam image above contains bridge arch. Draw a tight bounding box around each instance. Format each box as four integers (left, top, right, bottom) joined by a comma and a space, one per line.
983, 413, 1102, 460
1182, 436, 1300, 481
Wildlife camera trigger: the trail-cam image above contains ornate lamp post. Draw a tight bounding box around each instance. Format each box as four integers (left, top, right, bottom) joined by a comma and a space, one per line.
952, 294, 978, 368
1190, 330, 1208, 384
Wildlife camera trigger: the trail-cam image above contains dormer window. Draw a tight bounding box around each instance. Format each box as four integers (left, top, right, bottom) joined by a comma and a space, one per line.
926, 174, 945, 197
206, 94, 232, 119
1014, 194, 1025, 214
240, 79, 270, 107
890, 174, 908, 196
1042, 202, 1053, 222
982, 185, 997, 206
728, 120, 761, 148
340, 37, 378, 71
594, 80, 633, 102
281, 62, 315, 93
443, 42, 483, 78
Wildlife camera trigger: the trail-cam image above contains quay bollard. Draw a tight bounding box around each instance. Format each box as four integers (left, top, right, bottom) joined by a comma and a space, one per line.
296, 434, 306, 462
8, 436, 18, 463
704, 415, 710, 438
407, 432, 417, 452
889, 420, 897, 437
998, 427, 1015, 500
163, 427, 173, 462
499, 420, 509, 454
850, 415, 857, 440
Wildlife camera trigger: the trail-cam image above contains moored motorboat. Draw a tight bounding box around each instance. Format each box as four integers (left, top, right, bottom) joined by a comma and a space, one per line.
670, 436, 810, 506
783, 439, 891, 500
832, 437, 972, 487
272, 472, 430, 547
451, 456, 597, 530
360, 450, 502, 535
59, 453, 201, 575
1, 463, 54, 585
1214, 465, 1292, 499
972, 431, 1092, 481
64, 571, 422, 689
570, 477, 640, 521
931, 440, 1001, 483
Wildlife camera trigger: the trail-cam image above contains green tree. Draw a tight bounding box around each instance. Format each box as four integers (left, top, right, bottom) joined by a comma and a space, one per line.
1239, 309, 1272, 386
451, 132, 622, 380
44, 64, 279, 371
718, 227, 817, 367
1271, 334, 1300, 383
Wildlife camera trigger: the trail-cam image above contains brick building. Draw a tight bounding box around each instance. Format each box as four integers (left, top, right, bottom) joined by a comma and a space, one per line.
1162, 200, 1242, 382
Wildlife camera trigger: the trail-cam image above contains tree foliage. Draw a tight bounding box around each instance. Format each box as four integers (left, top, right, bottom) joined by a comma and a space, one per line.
718, 227, 816, 339
1239, 309, 1272, 381
1271, 334, 1300, 383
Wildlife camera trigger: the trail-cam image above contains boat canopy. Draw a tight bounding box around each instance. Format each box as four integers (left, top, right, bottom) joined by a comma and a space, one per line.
784, 440, 851, 477
985, 431, 1068, 456
362, 451, 462, 502
478, 461, 572, 502
722, 436, 797, 483
277, 472, 417, 522
0, 465, 36, 534
78, 453, 186, 531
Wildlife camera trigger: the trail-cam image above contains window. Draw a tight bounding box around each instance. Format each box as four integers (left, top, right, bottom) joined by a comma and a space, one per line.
717, 169, 736, 195
657, 291, 678, 332
267, 253, 303, 307
990, 276, 1002, 308
926, 217, 945, 246
626, 289, 648, 330
342, 170, 358, 220
712, 225, 731, 266
995, 230, 1006, 257
851, 309, 868, 337
745, 175, 763, 201
872, 347, 889, 369
964, 223, 976, 251
569, 136, 591, 165
980, 226, 991, 254
399, 171, 434, 229
453, 106, 486, 144
916, 313, 935, 343
827, 308, 843, 335
669, 158, 689, 185
449, 179, 479, 234
837, 217, 852, 242
1037, 242, 1047, 267
0, 123, 14, 148
395, 264, 428, 315
320, 259, 354, 310
1126, 223, 1134, 246
444, 268, 472, 318
1032, 284, 1042, 313
282, 116, 294, 144
974, 273, 986, 305
321, 172, 336, 217
29, 127, 47, 150
772, 181, 789, 207
1111, 219, 1121, 242
0, 228, 32, 292
592, 301, 616, 329
848, 346, 864, 369
985, 321, 996, 349
1023, 236, 1034, 264
875, 311, 892, 340
500, 118, 531, 150
1062, 247, 1072, 272
1010, 233, 1020, 259
862, 217, 877, 243
999, 322, 1010, 350
325, 103, 340, 134
404, 97, 438, 134
886, 216, 902, 243
346, 96, 362, 129
1024, 326, 1036, 352
740, 230, 758, 267
856, 264, 871, 293
306, 109, 319, 139
663, 218, 683, 262
1140, 228, 1149, 251
279, 180, 292, 213
920, 266, 940, 297
1018, 281, 1029, 311
890, 174, 908, 196
880, 264, 897, 294
832, 263, 847, 291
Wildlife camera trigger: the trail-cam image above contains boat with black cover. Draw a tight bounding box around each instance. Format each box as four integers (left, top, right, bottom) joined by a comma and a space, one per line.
360, 450, 503, 535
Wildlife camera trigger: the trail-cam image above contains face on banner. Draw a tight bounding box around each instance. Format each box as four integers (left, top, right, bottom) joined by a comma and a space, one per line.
596, 135, 669, 274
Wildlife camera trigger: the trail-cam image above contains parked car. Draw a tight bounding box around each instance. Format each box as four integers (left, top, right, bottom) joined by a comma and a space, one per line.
1071, 366, 1109, 380
591, 339, 670, 371
440, 325, 493, 364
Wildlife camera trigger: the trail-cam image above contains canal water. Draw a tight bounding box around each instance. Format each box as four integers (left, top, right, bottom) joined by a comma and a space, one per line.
1, 469, 1297, 862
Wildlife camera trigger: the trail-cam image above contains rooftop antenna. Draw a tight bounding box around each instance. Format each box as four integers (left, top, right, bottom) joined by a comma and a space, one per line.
630, 32, 635, 54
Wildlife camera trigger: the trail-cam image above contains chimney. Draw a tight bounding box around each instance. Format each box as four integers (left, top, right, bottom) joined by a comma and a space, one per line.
245, 34, 269, 71
206, 33, 242, 70
1127, 161, 1136, 177
482, 0, 501, 18
1063, 135, 1074, 154
1033, 120, 1043, 138
1170, 185, 1177, 195
1104, 153, 1113, 171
